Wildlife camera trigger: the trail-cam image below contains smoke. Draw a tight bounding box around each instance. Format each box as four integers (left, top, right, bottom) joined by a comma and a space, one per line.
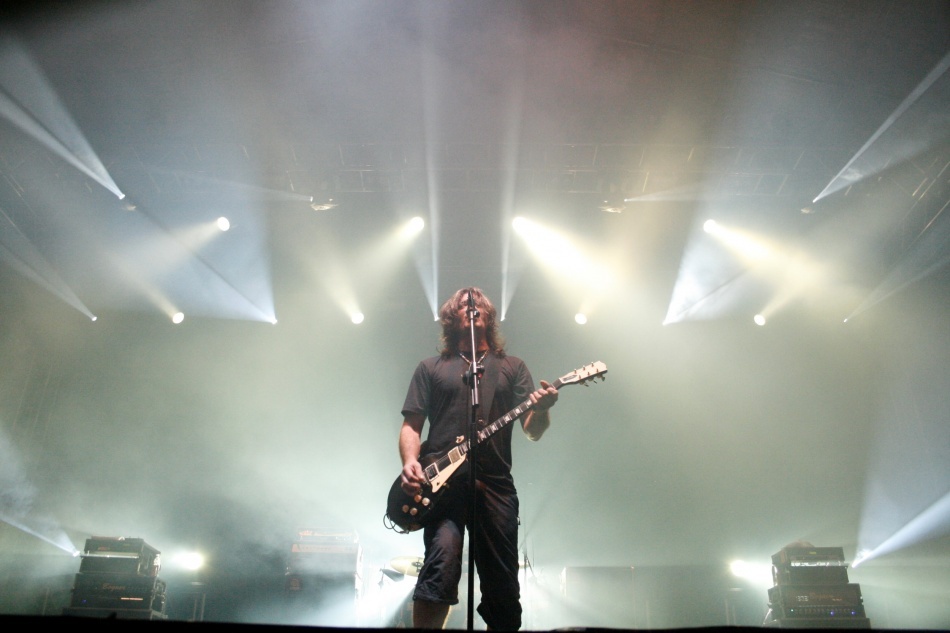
0, 427, 77, 555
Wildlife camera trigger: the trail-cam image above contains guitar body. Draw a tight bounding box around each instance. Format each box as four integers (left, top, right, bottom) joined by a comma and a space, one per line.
385, 450, 470, 533
384, 361, 607, 534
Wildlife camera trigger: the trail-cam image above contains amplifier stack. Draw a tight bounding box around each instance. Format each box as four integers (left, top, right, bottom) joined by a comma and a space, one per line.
63, 536, 167, 620
285, 527, 363, 586
765, 545, 870, 628
284, 527, 362, 625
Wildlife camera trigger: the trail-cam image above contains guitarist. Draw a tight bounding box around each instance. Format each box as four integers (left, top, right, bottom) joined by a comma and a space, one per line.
398, 287, 558, 630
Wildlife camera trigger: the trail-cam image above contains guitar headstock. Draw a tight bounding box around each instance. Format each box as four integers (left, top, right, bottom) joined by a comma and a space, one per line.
557, 361, 608, 387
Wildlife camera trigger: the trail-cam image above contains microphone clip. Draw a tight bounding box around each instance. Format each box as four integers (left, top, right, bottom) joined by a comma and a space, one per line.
462, 363, 485, 386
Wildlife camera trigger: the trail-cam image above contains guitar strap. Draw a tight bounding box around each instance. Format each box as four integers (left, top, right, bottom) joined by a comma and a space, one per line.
477, 353, 500, 430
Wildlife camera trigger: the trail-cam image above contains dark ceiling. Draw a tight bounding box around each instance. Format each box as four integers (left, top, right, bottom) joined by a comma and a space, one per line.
1, 1, 949, 628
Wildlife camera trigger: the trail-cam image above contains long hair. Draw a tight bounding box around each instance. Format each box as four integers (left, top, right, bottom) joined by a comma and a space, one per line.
439, 287, 506, 357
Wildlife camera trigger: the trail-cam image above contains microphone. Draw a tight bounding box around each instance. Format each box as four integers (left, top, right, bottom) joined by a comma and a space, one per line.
467, 288, 479, 317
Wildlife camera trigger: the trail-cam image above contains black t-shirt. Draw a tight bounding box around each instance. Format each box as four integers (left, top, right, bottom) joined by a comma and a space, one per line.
401, 352, 535, 492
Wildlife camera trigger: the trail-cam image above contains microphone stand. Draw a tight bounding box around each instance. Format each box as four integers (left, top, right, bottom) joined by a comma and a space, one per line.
462, 291, 482, 632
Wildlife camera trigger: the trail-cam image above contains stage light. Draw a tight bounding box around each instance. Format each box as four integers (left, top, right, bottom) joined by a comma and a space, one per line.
754, 314, 766, 326
703, 219, 772, 262
216, 217, 230, 232
512, 216, 614, 291
511, 215, 617, 313
351, 312, 365, 325
512, 217, 578, 267
852, 549, 873, 568
729, 559, 772, 586
400, 216, 425, 238
729, 559, 750, 578
172, 312, 184, 324
91, 315, 97, 322
575, 313, 588, 325
311, 197, 337, 211
173, 551, 205, 571
599, 196, 625, 213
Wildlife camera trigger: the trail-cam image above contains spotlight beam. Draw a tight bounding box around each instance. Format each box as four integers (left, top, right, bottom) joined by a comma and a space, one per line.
0, 209, 95, 320
0, 36, 123, 199
855, 489, 950, 566
0, 87, 123, 198
137, 206, 275, 322
0, 517, 78, 555
813, 50, 950, 203
0, 427, 79, 556
846, 203, 950, 319
664, 261, 751, 324
499, 72, 526, 322
138, 167, 313, 203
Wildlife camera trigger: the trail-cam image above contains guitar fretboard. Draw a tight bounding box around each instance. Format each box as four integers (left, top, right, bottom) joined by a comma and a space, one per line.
457, 377, 566, 454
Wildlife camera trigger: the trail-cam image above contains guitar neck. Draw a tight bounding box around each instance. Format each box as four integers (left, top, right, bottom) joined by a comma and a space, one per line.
459, 377, 566, 454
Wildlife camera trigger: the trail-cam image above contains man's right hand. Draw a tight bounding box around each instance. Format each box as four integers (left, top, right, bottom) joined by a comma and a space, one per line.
401, 460, 425, 495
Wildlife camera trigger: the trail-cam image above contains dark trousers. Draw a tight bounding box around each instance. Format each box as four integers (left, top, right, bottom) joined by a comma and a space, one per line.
413, 479, 522, 630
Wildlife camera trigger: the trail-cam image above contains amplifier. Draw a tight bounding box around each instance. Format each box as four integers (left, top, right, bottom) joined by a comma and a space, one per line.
288, 542, 363, 575
286, 571, 361, 593
766, 614, 871, 628
769, 583, 863, 608
769, 602, 867, 620
772, 547, 845, 567
80, 537, 160, 576
70, 573, 167, 614
773, 565, 850, 586
295, 527, 358, 543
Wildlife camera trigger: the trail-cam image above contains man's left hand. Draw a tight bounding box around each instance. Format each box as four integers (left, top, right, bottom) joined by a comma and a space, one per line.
529, 380, 558, 411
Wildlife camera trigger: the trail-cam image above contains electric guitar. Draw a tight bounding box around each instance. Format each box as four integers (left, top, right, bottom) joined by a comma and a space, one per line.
385, 361, 608, 533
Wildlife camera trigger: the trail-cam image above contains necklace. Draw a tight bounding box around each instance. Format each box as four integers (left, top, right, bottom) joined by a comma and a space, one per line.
459, 349, 488, 365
